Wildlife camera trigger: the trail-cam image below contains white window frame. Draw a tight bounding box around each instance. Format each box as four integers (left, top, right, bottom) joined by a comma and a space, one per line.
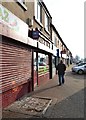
54, 36, 57, 46
37, 2, 42, 23
35, 0, 42, 24
45, 13, 49, 32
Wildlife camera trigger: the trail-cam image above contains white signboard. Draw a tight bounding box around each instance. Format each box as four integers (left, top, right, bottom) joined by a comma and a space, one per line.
0, 4, 28, 37
59, 49, 61, 57
62, 54, 67, 59
53, 46, 57, 56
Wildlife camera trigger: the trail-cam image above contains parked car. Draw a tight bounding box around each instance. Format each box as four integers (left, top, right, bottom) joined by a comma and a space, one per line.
71, 63, 86, 74
76, 61, 82, 65
77, 62, 86, 66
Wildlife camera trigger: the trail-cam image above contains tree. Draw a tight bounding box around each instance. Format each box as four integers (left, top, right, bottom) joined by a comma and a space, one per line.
75, 55, 80, 61
84, 58, 86, 62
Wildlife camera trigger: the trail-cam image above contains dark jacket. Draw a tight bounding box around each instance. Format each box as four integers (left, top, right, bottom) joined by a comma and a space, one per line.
56, 63, 66, 75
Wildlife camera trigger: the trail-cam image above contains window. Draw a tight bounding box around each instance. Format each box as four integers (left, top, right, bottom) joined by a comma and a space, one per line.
35, 0, 42, 23
38, 53, 49, 75
37, 2, 42, 23
54, 37, 57, 46
58, 40, 59, 45
45, 13, 49, 32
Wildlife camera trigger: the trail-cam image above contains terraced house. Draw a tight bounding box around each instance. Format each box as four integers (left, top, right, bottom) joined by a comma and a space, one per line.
0, 0, 72, 108
51, 24, 73, 68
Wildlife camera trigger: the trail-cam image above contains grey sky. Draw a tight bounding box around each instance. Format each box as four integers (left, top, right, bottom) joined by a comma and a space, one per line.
43, 0, 84, 59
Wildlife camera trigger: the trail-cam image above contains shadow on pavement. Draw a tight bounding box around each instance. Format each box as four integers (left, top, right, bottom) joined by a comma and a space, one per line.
27, 84, 58, 97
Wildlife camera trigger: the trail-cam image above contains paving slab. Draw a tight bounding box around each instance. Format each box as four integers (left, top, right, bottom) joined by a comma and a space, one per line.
4, 96, 52, 117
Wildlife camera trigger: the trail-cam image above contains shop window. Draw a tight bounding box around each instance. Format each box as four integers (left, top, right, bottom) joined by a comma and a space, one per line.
38, 53, 49, 75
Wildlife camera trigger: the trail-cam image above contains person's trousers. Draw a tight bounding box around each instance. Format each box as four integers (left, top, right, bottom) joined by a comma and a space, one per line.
58, 74, 65, 84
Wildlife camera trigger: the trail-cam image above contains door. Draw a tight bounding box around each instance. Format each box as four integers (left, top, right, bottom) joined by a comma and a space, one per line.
33, 52, 38, 87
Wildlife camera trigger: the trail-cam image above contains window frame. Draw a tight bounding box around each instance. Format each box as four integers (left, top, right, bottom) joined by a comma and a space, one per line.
54, 36, 57, 46
45, 12, 50, 32
35, 0, 42, 24
17, 0, 27, 10
37, 2, 42, 23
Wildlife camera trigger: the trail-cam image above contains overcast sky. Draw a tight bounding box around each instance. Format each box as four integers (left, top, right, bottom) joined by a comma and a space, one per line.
43, 0, 84, 59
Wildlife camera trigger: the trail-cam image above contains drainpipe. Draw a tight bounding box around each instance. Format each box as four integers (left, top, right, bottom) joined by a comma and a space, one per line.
36, 51, 39, 86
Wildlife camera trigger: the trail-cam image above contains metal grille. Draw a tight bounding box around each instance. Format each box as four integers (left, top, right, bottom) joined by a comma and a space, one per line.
0, 40, 32, 92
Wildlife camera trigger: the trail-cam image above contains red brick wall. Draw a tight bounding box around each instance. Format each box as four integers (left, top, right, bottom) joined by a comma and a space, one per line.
38, 72, 49, 86
34, 70, 37, 85
2, 81, 32, 108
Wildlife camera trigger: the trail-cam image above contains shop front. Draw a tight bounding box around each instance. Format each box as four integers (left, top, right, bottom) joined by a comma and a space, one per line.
0, 4, 53, 108
33, 52, 49, 86
33, 33, 53, 87
0, 4, 37, 108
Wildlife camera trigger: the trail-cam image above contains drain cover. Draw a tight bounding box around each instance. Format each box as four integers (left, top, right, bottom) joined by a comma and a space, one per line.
4, 96, 52, 116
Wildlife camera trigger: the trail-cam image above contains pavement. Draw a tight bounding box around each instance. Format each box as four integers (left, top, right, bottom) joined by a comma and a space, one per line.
2, 65, 85, 119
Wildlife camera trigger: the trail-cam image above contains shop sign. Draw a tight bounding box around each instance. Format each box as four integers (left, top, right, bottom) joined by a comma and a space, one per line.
62, 54, 67, 59
61, 49, 66, 54
32, 30, 39, 39
38, 42, 53, 54
0, 4, 28, 37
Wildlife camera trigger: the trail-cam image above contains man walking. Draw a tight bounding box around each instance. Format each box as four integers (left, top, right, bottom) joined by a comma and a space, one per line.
56, 60, 66, 86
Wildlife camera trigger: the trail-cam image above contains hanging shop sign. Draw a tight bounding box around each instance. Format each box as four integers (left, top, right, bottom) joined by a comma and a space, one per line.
61, 49, 66, 54
0, 4, 28, 37
32, 30, 39, 39
62, 54, 67, 59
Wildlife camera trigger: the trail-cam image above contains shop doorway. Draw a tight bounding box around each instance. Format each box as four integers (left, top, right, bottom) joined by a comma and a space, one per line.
33, 52, 38, 87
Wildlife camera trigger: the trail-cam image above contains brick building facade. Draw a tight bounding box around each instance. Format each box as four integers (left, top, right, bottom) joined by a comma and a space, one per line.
0, 0, 53, 108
